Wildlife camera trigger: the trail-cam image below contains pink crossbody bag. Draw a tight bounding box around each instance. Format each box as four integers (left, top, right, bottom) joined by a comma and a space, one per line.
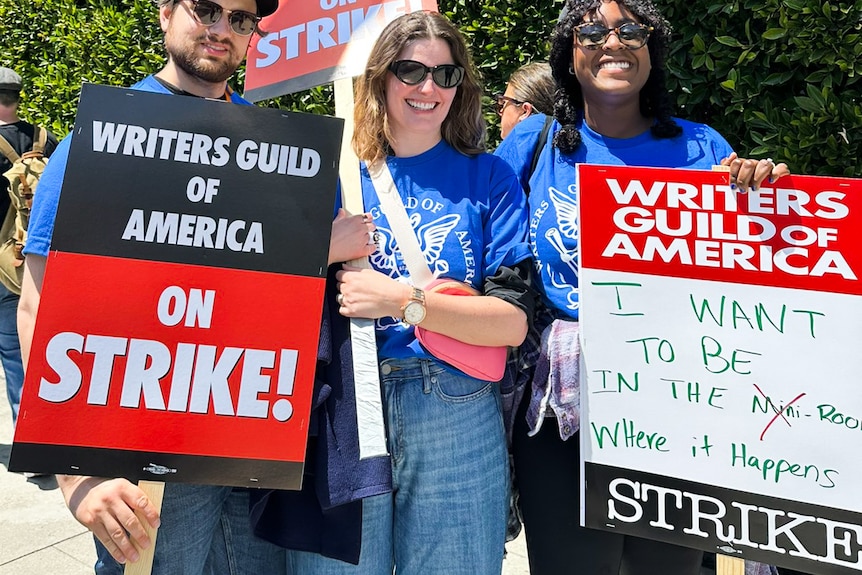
368, 161, 507, 382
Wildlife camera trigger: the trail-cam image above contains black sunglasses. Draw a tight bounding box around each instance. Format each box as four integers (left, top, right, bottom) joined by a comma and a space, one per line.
388, 60, 465, 89
493, 93, 525, 116
183, 0, 261, 36
575, 22, 653, 50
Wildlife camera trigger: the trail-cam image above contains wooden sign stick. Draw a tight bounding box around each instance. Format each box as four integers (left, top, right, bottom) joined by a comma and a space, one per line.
716, 554, 745, 575
123, 480, 165, 575
333, 76, 388, 459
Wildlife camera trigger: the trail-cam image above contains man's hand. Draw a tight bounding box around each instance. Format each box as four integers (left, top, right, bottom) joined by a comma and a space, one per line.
59, 475, 161, 564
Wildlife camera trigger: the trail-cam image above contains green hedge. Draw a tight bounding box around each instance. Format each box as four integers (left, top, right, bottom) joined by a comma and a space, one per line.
1, 0, 859, 176
659, 0, 862, 176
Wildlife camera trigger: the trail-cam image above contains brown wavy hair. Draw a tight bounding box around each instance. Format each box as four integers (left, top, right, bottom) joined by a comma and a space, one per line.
352, 11, 485, 163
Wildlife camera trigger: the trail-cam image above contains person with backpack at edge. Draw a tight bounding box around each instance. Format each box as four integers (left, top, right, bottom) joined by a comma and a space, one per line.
494, 0, 790, 573
14, 0, 378, 572
0, 66, 57, 433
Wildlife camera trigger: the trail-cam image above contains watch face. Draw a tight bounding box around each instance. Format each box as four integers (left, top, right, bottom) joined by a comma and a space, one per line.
403, 301, 426, 325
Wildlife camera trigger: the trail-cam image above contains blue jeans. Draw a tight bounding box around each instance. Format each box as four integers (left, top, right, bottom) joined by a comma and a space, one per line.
286, 357, 509, 575
0, 282, 23, 427
95, 485, 286, 575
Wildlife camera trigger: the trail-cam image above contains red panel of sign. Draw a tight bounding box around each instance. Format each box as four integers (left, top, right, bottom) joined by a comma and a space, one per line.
578, 165, 862, 296
16, 252, 321, 463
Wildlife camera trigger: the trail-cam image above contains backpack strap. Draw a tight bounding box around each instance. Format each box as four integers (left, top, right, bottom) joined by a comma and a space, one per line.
0, 133, 20, 165
31, 126, 47, 155
525, 115, 554, 197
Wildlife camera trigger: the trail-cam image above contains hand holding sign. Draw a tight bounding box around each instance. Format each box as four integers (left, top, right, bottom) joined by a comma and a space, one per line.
58, 475, 162, 566
328, 208, 378, 265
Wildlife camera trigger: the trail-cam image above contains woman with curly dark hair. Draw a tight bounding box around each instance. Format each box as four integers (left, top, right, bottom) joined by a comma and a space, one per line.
495, 0, 788, 573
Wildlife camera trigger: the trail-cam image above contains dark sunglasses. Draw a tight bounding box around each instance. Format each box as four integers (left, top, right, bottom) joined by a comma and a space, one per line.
388, 60, 465, 89
575, 22, 653, 50
493, 93, 525, 116
183, 0, 261, 36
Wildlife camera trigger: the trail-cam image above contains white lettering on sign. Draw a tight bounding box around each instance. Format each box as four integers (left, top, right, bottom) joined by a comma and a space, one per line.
601, 234, 854, 279
235, 140, 321, 177
121, 210, 264, 253
92, 121, 231, 166
91, 121, 323, 178
157, 286, 215, 329
606, 477, 862, 571
37, 332, 299, 422
598, 178, 856, 280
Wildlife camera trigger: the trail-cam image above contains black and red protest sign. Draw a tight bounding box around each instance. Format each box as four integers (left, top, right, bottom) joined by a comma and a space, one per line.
9, 84, 343, 489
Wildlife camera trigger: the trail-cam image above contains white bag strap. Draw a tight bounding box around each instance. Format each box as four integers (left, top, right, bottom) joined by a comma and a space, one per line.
367, 159, 435, 288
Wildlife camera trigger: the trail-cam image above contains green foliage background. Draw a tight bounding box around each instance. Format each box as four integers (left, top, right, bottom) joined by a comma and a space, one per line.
1, 0, 859, 176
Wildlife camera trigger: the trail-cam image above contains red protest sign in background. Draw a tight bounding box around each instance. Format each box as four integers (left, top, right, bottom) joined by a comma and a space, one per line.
245, 0, 438, 101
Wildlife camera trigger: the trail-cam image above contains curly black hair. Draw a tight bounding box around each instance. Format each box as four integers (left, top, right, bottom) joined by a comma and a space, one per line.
549, 0, 682, 153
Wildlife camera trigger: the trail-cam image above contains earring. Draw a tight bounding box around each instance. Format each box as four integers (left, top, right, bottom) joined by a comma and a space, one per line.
568, 65, 575, 75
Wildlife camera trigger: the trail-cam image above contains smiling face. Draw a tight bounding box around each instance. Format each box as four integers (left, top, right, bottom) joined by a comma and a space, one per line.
384, 38, 458, 155
572, 0, 651, 108
160, 0, 255, 93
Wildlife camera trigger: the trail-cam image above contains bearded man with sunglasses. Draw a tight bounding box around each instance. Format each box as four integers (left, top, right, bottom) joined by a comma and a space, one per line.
16, 1, 295, 574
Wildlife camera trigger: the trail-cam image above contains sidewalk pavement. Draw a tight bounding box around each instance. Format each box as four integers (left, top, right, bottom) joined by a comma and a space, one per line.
0, 375, 532, 575
0, 384, 94, 574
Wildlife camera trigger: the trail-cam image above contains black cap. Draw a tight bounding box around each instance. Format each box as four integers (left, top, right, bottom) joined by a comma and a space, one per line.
256, 0, 278, 17
0, 67, 22, 92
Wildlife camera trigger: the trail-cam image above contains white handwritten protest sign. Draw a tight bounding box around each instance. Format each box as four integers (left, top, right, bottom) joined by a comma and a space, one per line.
578, 164, 862, 574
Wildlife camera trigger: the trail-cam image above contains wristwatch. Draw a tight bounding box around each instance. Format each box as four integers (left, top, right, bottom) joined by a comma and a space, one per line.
401, 287, 427, 325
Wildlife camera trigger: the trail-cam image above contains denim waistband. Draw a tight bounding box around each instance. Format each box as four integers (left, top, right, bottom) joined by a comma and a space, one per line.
379, 356, 447, 380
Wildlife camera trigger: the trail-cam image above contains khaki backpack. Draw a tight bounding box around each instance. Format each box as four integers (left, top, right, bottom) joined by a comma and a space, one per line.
0, 126, 48, 295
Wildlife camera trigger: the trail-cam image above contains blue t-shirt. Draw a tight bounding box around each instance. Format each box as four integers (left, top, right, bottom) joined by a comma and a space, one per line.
495, 114, 734, 321
362, 140, 530, 359
25, 75, 251, 258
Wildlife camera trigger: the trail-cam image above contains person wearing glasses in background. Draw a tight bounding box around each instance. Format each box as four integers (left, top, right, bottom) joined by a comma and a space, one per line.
270, 11, 533, 575
494, 1, 789, 574
495, 62, 555, 139
18, 0, 372, 573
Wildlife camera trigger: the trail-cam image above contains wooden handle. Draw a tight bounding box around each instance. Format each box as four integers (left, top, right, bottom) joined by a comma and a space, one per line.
123, 480, 166, 575
716, 554, 745, 575
334, 76, 372, 271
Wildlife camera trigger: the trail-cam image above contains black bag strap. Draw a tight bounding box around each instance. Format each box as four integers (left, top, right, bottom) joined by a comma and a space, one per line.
525, 114, 554, 197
